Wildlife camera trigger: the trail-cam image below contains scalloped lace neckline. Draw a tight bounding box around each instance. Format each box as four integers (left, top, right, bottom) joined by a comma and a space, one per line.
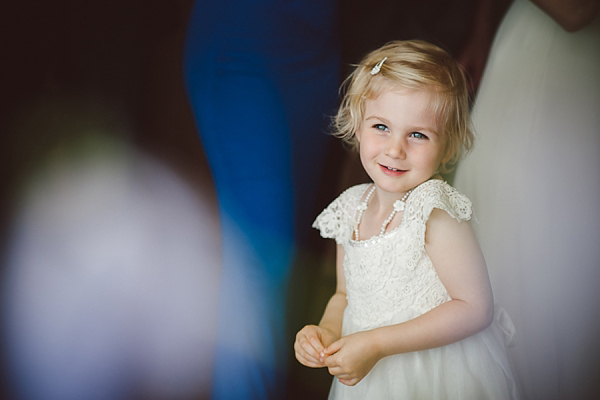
350, 179, 445, 246
350, 186, 408, 246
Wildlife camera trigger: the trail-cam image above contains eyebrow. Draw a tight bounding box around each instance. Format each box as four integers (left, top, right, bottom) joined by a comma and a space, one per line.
365, 115, 388, 122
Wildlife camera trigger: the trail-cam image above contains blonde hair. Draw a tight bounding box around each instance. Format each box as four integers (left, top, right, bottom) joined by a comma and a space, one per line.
334, 40, 474, 173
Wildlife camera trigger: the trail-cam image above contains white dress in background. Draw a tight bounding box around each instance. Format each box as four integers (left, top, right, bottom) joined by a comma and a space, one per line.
454, 1, 600, 399
313, 179, 520, 400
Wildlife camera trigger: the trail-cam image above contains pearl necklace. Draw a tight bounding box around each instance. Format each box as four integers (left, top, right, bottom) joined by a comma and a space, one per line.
354, 185, 413, 241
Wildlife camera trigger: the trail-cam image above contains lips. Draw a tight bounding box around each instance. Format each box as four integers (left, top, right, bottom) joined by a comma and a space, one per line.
379, 164, 406, 175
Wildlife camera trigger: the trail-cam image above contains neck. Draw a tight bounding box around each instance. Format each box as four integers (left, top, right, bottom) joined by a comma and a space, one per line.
354, 183, 414, 240
371, 188, 409, 213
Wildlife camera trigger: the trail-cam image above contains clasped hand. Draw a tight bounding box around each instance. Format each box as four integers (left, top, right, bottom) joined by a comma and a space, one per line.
295, 327, 381, 386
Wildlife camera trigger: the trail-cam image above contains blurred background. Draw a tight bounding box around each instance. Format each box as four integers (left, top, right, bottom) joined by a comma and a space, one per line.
3, 1, 598, 400
0, 1, 507, 399
0, 2, 223, 399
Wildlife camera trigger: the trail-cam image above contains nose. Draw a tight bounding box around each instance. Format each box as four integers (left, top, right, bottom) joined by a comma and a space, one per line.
385, 136, 406, 159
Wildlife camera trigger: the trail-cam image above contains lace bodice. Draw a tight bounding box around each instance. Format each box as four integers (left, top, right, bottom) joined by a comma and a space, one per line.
313, 179, 473, 331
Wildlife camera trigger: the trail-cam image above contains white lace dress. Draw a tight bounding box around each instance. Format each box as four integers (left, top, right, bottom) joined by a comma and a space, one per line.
313, 179, 520, 400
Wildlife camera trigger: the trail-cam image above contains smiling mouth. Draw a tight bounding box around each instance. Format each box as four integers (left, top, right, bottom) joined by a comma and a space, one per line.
380, 164, 406, 172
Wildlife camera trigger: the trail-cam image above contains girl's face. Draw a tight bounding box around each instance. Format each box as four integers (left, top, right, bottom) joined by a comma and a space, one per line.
356, 87, 446, 198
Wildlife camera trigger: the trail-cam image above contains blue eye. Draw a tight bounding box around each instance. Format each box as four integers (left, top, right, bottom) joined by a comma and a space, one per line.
373, 124, 389, 132
410, 132, 428, 139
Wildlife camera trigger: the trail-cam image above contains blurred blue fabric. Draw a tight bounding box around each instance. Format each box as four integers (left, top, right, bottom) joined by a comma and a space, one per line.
183, 1, 340, 398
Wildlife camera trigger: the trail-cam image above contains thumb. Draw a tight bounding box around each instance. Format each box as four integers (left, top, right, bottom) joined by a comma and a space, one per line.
323, 338, 343, 356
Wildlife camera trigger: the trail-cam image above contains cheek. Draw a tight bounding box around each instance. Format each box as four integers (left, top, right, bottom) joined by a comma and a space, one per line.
430, 138, 448, 164
416, 147, 445, 170
358, 141, 380, 172
357, 134, 374, 156
358, 144, 370, 163
355, 128, 363, 144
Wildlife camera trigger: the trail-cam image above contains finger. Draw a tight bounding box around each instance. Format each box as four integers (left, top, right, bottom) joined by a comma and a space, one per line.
295, 332, 320, 356
333, 372, 359, 386
308, 335, 325, 354
323, 339, 343, 356
338, 377, 359, 386
301, 327, 326, 353
297, 349, 321, 365
295, 351, 324, 368
298, 338, 322, 363
323, 352, 340, 368
327, 365, 344, 377
296, 326, 318, 343
334, 372, 352, 380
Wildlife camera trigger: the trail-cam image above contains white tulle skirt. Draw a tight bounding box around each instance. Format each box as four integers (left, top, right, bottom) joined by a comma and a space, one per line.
328, 307, 520, 400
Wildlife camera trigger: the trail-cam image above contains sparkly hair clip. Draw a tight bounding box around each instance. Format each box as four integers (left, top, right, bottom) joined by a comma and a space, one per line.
370, 57, 388, 75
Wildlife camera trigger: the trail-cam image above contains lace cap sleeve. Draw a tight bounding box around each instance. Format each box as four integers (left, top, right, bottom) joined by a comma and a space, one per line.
402, 180, 473, 270
312, 184, 368, 244
410, 179, 472, 223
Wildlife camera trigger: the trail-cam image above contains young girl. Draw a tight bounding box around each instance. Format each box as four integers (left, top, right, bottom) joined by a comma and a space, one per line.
294, 40, 520, 399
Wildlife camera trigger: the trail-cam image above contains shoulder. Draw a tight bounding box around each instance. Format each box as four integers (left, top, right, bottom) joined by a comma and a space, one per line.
324, 183, 371, 211
407, 179, 472, 223
339, 183, 371, 201
312, 183, 371, 243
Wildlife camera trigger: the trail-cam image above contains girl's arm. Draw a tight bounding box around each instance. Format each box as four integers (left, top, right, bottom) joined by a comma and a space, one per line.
324, 209, 494, 385
318, 244, 347, 340
372, 208, 494, 353
531, 0, 600, 32
294, 243, 347, 368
